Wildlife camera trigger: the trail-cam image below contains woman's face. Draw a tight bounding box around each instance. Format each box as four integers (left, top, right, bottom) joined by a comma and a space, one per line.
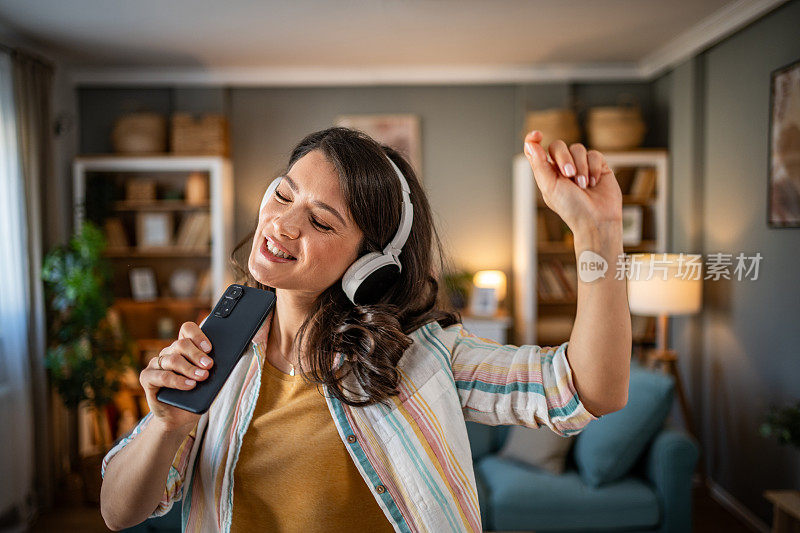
248, 149, 364, 296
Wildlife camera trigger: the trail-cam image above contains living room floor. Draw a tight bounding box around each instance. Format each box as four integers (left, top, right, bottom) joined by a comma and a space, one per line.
28, 485, 754, 532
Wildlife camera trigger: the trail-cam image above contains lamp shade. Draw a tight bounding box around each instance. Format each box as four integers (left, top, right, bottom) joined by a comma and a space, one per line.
473, 270, 507, 301
627, 253, 702, 316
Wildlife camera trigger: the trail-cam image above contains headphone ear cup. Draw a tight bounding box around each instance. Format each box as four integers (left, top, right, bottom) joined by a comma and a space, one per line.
342, 252, 401, 305
260, 177, 282, 213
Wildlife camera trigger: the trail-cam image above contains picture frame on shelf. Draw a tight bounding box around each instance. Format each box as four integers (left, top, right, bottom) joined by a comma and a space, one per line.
136, 212, 173, 249
622, 205, 643, 246
129, 267, 158, 301
470, 286, 499, 317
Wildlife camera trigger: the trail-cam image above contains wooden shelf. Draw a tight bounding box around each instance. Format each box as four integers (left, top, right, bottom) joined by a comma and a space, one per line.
538, 298, 577, 305
536, 240, 658, 256
113, 200, 210, 211
537, 194, 656, 209
114, 297, 211, 309
103, 247, 211, 258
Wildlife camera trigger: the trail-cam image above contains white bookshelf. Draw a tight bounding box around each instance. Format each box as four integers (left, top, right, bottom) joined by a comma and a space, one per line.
73, 155, 235, 300
512, 149, 669, 346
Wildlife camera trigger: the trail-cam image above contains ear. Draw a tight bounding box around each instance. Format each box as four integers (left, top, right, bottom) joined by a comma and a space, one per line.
260, 177, 282, 213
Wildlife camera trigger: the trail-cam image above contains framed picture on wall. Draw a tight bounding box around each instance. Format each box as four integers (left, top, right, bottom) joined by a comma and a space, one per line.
335, 114, 422, 177
768, 58, 800, 228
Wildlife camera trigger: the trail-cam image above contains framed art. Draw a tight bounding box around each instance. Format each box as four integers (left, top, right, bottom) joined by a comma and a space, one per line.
136, 212, 173, 249
335, 114, 422, 176
768, 58, 800, 227
621, 205, 643, 246
129, 267, 157, 301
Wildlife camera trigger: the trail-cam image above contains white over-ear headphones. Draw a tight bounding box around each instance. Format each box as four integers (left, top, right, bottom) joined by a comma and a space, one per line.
259, 155, 413, 305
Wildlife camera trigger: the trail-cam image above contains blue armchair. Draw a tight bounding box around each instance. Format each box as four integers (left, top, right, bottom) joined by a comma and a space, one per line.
469, 364, 700, 533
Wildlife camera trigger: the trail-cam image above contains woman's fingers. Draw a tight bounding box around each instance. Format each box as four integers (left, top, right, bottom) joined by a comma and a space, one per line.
547, 140, 578, 181
568, 143, 590, 189
587, 149, 606, 187
524, 131, 560, 195
141, 360, 197, 390
179, 321, 213, 356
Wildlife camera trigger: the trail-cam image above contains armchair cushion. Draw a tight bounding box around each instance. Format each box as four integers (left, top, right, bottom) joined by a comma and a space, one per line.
476, 455, 660, 532
573, 364, 674, 487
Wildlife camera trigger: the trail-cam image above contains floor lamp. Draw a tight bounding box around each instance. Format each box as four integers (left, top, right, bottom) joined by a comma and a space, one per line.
626, 253, 702, 441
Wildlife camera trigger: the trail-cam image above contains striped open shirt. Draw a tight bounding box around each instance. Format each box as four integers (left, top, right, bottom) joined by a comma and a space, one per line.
101, 319, 597, 532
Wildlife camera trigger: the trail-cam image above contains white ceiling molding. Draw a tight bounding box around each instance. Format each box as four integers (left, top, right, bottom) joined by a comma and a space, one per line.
69, 63, 643, 86
68, 0, 789, 87
639, 0, 789, 78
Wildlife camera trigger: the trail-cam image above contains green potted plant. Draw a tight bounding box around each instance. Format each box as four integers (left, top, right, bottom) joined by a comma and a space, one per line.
443, 269, 473, 311
760, 401, 800, 450
42, 221, 135, 501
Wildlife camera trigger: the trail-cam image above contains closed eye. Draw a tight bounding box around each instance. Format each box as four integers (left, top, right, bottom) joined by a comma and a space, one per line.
275, 190, 333, 232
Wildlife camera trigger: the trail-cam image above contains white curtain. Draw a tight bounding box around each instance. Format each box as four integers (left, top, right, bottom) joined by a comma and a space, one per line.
0, 50, 36, 529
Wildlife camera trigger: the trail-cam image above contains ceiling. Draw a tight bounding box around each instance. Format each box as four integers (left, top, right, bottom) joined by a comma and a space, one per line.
0, 0, 788, 84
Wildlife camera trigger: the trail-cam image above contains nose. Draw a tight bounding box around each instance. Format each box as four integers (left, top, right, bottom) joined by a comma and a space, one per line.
271, 210, 300, 240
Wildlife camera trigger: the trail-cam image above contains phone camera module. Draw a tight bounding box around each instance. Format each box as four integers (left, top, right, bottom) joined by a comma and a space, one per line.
213, 297, 236, 317
225, 285, 243, 299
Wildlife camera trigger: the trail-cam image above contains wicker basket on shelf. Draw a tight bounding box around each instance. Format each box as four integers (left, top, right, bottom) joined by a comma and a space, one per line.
523, 108, 581, 149
170, 113, 230, 156
111, 112, 167, 154
586, 101, 647, 151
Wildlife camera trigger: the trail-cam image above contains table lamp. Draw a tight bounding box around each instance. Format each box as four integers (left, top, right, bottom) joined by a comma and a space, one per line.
627, 253, 702, 439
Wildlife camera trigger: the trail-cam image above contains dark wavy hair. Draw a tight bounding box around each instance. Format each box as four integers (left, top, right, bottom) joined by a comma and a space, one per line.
230, 127, 460, 407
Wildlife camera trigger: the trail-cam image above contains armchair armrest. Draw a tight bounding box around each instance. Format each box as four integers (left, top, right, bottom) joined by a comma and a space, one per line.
644, 428, 700, 533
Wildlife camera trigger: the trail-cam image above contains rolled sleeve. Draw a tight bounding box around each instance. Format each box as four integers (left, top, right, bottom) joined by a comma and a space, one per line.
447, 324, 598, 436
101, 412, 197, 518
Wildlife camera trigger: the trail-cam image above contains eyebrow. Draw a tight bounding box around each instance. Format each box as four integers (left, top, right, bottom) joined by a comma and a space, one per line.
280, 175, 347, 228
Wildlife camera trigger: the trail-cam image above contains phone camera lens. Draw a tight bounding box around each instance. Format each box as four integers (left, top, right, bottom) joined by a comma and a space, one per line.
226, 285, 243, 299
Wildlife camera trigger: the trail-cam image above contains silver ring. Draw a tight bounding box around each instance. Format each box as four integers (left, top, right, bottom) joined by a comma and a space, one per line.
157, 352, 165, 370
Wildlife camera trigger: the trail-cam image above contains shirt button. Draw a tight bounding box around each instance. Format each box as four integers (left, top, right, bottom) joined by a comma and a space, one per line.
346, 434, 357, 443
376, 484, 386, 494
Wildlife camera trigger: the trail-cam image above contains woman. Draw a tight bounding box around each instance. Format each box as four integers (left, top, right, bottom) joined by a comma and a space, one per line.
100, 127, 631, 532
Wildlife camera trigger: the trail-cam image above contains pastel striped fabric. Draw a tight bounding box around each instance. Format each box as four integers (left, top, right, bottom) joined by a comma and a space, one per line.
102, 320, 596, 532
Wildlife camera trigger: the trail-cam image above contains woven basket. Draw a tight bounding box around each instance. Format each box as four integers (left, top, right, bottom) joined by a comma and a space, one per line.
171, 113, 230, 156
111, 113, 167, 154
586, 105, 646, 151
523, 108, 581, 148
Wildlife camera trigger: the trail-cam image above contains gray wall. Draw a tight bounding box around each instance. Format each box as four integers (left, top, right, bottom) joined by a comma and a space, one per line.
658, 0, 800, 524
78, 81, 659, 277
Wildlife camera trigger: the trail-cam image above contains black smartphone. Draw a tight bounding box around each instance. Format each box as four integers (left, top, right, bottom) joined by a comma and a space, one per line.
156, 284, 276, 414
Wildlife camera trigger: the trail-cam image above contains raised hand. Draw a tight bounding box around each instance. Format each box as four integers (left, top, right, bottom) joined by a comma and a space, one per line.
523, 130, 622, 236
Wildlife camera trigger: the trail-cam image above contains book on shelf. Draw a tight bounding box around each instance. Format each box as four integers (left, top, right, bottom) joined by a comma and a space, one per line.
629, 167, 656, 199
543, 263, 567, 299
538, 261, 572, 300
104, 218, 129, 249
175, 212, 211, 249
549, 260, 576, 299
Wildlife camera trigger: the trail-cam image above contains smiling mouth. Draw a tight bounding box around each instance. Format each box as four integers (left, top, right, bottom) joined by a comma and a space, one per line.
261, 237, 297, 261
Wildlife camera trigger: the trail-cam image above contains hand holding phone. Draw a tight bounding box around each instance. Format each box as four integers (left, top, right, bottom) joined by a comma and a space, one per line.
155, 284, 276, 414
139, 321, 212, 433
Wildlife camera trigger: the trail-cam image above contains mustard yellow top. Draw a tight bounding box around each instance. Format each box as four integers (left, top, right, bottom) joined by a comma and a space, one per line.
230, 356, 394, 533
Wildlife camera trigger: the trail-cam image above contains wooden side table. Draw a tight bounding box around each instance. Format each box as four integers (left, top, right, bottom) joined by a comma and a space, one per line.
765, 490, 800, 533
